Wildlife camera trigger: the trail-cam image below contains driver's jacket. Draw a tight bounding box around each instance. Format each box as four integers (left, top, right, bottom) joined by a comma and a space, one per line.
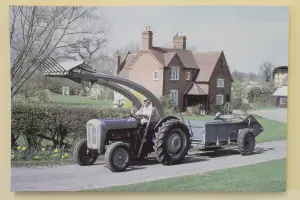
135, 103, 160, 124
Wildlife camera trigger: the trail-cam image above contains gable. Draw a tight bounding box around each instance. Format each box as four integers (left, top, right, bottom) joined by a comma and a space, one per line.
212, 51, 233, 82
128, 50, 164, 69
193, 51, 222, 82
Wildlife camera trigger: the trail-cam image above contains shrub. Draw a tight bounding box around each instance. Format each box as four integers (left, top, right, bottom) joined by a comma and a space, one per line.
11, 102, 130, 156
159, 95, 177, 115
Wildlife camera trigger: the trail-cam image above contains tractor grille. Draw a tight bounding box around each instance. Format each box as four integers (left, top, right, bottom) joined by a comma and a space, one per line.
87, 123, 97, 145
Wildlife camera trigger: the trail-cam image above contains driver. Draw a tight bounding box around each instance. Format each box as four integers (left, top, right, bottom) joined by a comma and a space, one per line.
135, 97, 159, 124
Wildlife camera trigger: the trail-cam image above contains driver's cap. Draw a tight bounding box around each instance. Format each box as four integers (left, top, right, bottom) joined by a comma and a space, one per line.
143, 96, 149, 102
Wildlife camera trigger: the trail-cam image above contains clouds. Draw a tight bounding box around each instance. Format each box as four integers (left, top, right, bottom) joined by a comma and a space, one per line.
102, 6, 289, 73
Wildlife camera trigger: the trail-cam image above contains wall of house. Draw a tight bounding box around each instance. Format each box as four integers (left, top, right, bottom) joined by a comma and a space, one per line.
208, 52, 232, 109
273, 70, 288, 88
128, 51, 164, 98
163, 55, 194, 111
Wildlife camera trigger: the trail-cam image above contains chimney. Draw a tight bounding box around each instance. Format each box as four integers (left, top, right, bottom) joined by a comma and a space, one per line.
114, 50, 121, 75
142, 26, 153, 50
173, 32, 187, 49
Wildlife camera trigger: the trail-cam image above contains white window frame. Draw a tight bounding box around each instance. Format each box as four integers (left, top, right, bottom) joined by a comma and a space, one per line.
217, 78, 224, 88
153, 71, 159, 80
186, 71, 190, 80
170, 66, 180, 80
216, 94, 224, 105
169, 90, 179, 105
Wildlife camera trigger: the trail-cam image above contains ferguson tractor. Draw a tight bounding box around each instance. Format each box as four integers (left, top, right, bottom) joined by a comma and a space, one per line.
33, 58, 264, 172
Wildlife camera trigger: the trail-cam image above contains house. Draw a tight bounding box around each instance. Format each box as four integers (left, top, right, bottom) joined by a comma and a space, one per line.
113, 27, 233, 114
272, 74, 288, 107
272, 65, 288, 88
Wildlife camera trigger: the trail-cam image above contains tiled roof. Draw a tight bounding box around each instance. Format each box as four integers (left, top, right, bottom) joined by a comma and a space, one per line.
118, 48, 223, 83
118, 53, 137, 78
151, 46, 200, 69
184, 82, 209, 95
193, 51, 222, 82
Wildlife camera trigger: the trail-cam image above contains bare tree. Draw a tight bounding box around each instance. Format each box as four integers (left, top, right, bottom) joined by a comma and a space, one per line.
259, 61, 274, 83
9, 6, 109, 99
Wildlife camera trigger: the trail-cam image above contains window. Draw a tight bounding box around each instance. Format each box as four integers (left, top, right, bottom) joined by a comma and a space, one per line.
217, 78, 224, 87
153, 71, 159, 80
169, 90, 179, 105
186, 72, 190, 80
170, 66, 180, 80
216, 94, 224, 105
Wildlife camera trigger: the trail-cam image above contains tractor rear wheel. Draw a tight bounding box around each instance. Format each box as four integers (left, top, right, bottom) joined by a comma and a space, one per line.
237, 128, 255, 155
73, 138, 98, 166
104, 142, 131, 172
154, 119, 191, 165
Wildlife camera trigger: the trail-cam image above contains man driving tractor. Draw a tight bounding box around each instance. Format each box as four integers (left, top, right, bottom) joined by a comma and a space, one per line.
135, 97, 159, 124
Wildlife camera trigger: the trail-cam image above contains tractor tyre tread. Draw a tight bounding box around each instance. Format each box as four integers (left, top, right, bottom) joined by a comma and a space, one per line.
154, 119, 191, 165
237, 128, 255, 155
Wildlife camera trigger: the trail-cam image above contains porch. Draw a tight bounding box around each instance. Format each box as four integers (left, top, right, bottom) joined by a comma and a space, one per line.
183, 82, 209, 115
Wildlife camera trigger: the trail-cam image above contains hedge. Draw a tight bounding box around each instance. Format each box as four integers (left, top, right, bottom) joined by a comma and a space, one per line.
11, 102, 130, 151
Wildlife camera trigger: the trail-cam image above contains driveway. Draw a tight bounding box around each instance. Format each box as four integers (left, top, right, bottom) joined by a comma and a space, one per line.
11, 139, 286, 191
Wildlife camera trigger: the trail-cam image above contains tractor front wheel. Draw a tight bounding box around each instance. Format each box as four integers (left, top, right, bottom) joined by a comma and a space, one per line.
154, 119, 191, 165
237, 128, 256, 155
73, 138, 98, 166
104, 142, 131, 172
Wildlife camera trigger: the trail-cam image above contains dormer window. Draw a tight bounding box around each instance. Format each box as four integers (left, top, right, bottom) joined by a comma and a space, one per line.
170, 66, 180, 80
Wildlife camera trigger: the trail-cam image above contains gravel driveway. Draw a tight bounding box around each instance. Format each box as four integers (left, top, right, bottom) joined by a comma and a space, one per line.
11, 139, 286, 191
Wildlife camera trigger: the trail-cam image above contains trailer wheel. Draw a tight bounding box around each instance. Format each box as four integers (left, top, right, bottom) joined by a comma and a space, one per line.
237, 128, 255, 155
73, 138, 98, 166
154, 119, 191, 165
104, 142, 131, 172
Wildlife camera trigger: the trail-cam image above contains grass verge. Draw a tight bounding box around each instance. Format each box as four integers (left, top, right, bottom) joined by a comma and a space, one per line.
90, 158, 286, 192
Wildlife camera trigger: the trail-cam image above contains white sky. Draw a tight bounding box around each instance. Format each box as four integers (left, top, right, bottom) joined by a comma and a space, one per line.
100, 6, 289, 73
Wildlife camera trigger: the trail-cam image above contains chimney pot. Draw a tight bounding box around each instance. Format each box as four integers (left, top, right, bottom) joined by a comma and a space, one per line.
173, 33, 187, 50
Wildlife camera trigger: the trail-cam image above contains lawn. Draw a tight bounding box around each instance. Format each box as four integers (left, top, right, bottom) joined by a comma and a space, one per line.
15, 92, 113, 107
183, 115, 287, 143
49, 94, 113, 107
91, 158, 286, 192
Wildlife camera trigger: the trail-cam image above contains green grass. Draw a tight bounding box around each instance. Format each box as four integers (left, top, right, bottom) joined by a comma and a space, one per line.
183, 115, 287, 143
49, 94, 113, 107
14, 92, 113, 107
91, 158, 286, 192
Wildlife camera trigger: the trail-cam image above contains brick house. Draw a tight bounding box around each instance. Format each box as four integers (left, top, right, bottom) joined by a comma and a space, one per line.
113, 26, 233, 114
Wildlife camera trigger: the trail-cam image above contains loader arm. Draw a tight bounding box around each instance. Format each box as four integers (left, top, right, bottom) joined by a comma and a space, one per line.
32, 58, 165, 118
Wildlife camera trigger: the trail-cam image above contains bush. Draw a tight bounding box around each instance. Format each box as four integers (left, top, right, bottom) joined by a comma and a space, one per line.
11, 102, 131, 159
159, 95, 177, 115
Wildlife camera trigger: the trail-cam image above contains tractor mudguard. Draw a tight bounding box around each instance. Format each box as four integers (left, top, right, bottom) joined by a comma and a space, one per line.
154, 116, 180, 132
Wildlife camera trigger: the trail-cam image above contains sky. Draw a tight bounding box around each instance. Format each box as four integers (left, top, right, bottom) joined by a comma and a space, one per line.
100, 6, 289, 74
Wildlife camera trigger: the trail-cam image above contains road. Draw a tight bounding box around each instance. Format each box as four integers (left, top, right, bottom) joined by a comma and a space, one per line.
11, 139, 286, 191
248, 108, 287, 123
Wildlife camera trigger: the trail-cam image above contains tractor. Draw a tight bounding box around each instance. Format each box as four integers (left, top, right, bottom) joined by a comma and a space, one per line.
33, 58, 264, 172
